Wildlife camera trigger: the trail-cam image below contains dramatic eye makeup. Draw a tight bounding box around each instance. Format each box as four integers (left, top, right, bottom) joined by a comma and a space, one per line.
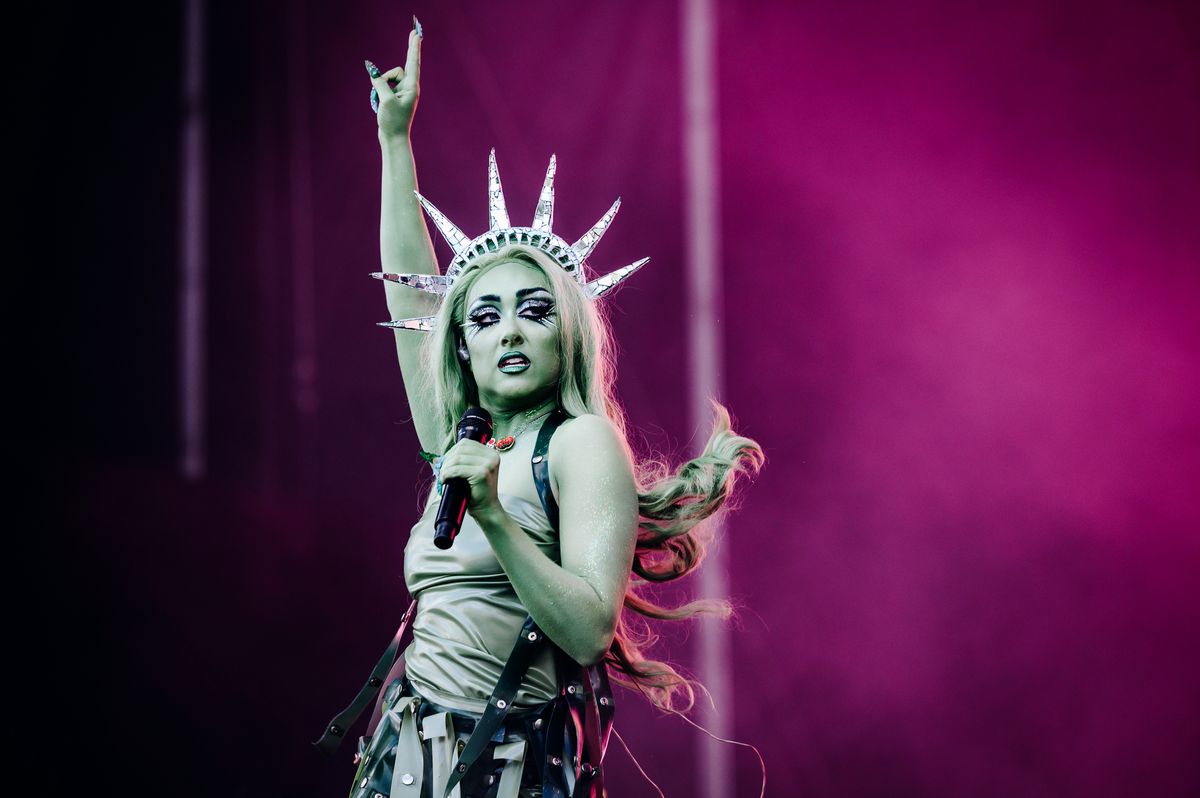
464, 287, 556, 333
465, 306, 500, 328
518, 296, 556, 324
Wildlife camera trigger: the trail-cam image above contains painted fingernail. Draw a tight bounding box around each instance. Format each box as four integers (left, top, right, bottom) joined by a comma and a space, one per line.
364, 59, 381, 78
413, 16, 423, 38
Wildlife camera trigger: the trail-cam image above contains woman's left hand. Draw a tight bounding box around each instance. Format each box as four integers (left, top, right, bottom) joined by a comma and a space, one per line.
437, 439, 503, 519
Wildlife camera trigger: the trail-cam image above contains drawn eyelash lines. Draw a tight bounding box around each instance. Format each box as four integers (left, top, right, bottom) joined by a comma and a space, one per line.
466, 300, 556, 330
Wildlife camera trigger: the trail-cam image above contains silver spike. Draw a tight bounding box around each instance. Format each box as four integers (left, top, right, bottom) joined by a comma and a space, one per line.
531, 155, 557, 232
570, 197, 621, 263
586, 258, 649, 299
369, 272, 449, 295
414, 191, 471, 255
376, 315, 437, 332
487, 149, 510, 230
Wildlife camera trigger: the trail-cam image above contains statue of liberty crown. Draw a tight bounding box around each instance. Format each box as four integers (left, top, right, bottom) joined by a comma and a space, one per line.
372, 149, 649, 332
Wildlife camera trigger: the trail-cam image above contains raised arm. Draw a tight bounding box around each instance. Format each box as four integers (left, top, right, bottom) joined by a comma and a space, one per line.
366, 20, 441, 452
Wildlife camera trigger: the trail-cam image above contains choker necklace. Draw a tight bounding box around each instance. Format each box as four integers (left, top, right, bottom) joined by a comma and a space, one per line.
486, 404, 557, 452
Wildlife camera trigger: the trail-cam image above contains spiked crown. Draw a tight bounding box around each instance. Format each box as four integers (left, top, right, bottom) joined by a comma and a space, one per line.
372, 149, 649, 332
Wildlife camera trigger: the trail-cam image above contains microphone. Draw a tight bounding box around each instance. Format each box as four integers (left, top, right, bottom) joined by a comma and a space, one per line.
434, 407, 493, 549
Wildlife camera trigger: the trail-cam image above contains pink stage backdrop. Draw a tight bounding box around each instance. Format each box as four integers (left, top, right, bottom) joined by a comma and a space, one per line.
59, 1, 1198, 796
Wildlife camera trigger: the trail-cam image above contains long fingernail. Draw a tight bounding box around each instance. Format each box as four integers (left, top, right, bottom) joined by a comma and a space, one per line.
364, 59, 381, 78
413, 15, 423, 38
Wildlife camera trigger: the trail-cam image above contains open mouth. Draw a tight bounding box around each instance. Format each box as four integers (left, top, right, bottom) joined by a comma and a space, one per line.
497, 352, 531, 373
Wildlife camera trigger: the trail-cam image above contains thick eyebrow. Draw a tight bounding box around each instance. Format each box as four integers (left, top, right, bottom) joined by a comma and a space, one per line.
468, 287, 552, 308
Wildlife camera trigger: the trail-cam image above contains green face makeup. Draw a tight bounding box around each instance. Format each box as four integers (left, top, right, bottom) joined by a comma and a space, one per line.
462, 261, 562, 410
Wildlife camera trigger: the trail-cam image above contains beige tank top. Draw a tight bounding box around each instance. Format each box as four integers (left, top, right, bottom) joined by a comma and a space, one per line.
401, 430, 561, 714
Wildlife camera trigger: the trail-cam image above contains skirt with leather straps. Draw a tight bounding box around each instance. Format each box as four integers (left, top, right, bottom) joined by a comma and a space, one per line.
348, 675, 556, 798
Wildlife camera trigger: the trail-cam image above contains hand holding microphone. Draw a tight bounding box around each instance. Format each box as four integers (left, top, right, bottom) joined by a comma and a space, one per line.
433, 407, 496, 549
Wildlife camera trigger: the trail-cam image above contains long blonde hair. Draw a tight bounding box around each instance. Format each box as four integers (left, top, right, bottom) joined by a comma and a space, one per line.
422, 245, 764, 712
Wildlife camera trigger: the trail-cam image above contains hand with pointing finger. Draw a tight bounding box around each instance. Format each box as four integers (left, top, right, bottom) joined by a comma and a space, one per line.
365, 16, 423, 140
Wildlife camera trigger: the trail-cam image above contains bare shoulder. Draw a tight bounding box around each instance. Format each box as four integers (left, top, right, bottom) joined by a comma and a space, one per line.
548, 414, 633, 496
555, 413, 621, 445
552, 410, 628, 453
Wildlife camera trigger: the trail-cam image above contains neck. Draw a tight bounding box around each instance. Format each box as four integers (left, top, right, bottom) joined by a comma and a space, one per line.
485, 395, 559, 440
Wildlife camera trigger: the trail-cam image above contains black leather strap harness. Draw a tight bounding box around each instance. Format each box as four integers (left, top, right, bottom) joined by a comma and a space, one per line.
315, 407, 615, 798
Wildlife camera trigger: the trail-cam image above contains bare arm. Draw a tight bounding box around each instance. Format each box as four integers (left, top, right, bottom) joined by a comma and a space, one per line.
441, 415, 639, 664
368, 24, 441, 452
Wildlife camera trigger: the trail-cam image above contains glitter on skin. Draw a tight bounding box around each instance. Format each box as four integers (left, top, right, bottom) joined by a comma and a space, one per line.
470, 405, 638, 665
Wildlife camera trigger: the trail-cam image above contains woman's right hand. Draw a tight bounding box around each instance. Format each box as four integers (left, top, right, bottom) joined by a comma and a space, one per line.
367, 20, 422, 141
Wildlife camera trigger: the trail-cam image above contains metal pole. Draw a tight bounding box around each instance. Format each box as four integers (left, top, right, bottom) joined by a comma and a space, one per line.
178, 0, 208, 480
682, 0, 732, 796
286, 0, 320, 498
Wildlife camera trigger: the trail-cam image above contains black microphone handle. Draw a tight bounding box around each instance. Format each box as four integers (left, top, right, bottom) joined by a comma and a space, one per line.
433, 482, 470, 550
433, 408, 493, 549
